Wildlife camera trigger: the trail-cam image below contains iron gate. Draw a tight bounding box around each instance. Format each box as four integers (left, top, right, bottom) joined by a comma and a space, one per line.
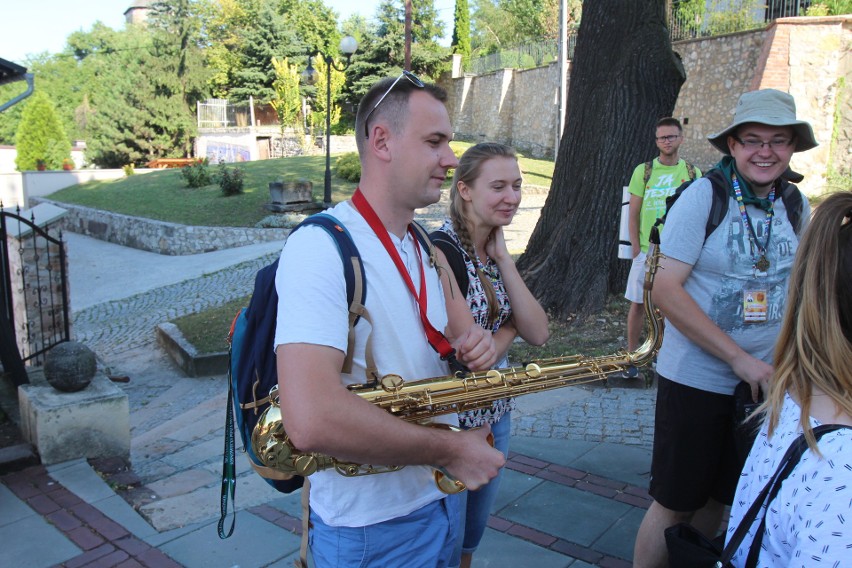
0, 207, 70, 385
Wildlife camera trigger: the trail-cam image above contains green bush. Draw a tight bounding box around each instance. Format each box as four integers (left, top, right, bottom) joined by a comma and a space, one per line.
123, 164, 135, 176
14, 91, 71, 171
335, 152, 361, 182
218, 163, 245, 196
181, 160, 212, 188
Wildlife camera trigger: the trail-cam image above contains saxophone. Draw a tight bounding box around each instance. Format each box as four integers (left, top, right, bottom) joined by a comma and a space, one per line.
251, 230, 665, 494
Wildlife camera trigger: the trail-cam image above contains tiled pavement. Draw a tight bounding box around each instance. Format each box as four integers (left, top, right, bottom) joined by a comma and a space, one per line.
2, 434, 654, 568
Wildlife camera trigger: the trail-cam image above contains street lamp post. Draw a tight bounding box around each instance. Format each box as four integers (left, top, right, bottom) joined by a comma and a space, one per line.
302, 36, 357, 209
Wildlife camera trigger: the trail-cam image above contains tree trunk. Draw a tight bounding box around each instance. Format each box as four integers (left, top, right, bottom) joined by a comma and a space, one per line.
517, 0, 685, 320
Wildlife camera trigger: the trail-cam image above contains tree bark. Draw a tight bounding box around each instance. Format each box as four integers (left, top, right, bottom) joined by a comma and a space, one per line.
517, 0, 685, 320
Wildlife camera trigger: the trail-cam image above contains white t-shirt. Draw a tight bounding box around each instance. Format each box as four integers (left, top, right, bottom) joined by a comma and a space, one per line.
274, 201, 456, 527
656, 178, 809, 395
727, 394, 852, 567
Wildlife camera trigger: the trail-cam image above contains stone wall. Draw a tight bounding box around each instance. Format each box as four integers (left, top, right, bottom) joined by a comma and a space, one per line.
670, 30, 768, 171
32, 199, 288, 256
445, 65, 561, 159
442, 16, 850, 196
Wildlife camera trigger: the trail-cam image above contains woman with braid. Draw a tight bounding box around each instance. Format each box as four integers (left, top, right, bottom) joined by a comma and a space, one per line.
431, 143, 549, 568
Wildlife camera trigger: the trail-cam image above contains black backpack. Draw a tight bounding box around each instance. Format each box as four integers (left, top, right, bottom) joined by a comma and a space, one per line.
655, 167, 805, 241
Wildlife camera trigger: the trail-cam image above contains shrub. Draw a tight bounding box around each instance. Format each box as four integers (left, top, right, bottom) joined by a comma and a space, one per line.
181, 159, 212, 188
335, 152, 361, 182
218, 163, 245, 196
14, 91, 71, 171
123, 164, 135, 176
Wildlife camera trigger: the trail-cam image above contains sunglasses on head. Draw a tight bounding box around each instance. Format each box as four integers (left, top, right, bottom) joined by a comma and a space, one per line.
362, 70, 425, 138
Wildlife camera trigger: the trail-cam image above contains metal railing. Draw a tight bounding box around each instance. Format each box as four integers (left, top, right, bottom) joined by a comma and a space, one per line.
467, 36, 576, 76
669, 0, 813, 42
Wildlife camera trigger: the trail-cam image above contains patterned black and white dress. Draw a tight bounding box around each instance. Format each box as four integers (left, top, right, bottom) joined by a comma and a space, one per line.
437, 220, 515, 429
726, 392, 852, 567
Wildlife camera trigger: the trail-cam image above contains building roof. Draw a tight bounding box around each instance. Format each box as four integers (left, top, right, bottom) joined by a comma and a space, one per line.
124, 0, 155, 15
0, 58, 27, 87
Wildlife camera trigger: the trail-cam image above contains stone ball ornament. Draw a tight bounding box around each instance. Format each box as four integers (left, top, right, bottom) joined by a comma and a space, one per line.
44, 341, 98, 393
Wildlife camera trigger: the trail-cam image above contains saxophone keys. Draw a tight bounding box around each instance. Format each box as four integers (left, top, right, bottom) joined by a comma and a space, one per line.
380, 374, 404, 393
485, 369, 503, 384
294, 455, 319, 476
525, 363, 543, 378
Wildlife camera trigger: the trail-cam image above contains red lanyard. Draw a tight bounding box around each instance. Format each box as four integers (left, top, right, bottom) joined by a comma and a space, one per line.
352, 188, 456, 360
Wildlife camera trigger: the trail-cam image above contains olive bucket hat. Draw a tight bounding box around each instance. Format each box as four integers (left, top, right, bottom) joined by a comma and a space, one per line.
707, 89, 818, 155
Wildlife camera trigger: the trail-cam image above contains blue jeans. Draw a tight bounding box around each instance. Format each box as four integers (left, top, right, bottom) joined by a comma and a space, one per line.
449, 411, 512, 567
309, 494, 461, 568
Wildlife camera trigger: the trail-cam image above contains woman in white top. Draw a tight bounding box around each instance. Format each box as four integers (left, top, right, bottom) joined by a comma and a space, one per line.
726, 190, 852, 567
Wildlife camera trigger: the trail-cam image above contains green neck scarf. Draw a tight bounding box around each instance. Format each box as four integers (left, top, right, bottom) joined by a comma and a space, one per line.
715, 156, 776, 212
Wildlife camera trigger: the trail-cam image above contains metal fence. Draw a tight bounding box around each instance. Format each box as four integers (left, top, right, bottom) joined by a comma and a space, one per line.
197, 98, 279, 129
466, 1, 813, 75
669, 0, 813, 41
467, 36, 577, 76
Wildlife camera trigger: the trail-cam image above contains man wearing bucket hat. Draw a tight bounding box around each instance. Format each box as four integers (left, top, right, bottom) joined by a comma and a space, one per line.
633, 89, 817, 568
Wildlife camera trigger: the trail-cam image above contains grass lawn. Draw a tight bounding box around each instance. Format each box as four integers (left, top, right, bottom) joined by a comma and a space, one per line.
174, 291, 631, 367
49, 143, 555, 228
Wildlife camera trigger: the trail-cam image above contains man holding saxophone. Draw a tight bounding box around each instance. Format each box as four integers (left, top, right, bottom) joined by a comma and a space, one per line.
273, 74, 505, 567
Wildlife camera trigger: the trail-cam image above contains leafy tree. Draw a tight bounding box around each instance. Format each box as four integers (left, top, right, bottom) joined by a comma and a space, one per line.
470, 0, 580, 55
517, 0, 684, 319
230, 0, 305, 102
205, 0, 250, 98
76, 24, 198, 167
345, 0, 450, 102
14, 91, 71, 171
270, 56, 303, 131
279, 0, 340, 55
452, 0, 472, 67
307, 56, 346, 134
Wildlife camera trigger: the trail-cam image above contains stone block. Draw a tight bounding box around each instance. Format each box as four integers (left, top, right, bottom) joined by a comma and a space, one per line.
18, 373, 130, 465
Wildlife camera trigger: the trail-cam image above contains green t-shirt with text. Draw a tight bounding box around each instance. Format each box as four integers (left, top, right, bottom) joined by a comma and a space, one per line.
628, 158, 700, 253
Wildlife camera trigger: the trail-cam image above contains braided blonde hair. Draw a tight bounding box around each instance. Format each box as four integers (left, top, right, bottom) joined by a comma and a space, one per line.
449, 142, 518, 328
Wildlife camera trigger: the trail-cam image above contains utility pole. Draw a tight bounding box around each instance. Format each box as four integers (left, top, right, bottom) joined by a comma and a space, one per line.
404, 0, 412, 70
556, 0, 568, 159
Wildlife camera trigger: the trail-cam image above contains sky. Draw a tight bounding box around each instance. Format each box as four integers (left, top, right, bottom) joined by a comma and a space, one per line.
0, 0, 455, 66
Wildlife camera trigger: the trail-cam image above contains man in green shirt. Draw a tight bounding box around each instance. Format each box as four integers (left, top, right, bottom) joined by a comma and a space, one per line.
623, 118, 699, 375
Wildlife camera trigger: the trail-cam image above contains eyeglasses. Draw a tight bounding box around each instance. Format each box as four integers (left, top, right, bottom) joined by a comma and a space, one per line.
734, 136, 794, 151
362, 70, 425, 138
655, 134, 681, 143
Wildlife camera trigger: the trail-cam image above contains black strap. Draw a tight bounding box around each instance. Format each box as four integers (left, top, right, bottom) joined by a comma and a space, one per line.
720, 424, 850, 566
218, 353, 237, 539
430, 230, 470, 295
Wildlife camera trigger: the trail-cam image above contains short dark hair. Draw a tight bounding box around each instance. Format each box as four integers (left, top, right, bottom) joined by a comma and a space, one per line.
355, 76, 448, 155
656, 117, 683, 132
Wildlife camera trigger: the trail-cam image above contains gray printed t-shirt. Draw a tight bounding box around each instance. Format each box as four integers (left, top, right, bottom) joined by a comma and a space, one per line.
655, 177, 809, 395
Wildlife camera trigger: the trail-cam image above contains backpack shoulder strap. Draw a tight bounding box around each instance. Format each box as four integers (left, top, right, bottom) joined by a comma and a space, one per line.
295, 213, 369, 375
429, 229, 470, 297
702, 168, 731, 241
684, 160, 697, 181
409, 220, 439, 268
643, 160, 653, 186
778, 180, 804, 235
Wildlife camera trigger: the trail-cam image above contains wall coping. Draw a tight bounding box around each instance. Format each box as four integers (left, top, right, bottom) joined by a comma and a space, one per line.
31, 198, 289, 256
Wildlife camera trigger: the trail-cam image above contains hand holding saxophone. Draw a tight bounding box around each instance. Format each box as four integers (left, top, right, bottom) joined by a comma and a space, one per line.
437, 423, 505, 491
